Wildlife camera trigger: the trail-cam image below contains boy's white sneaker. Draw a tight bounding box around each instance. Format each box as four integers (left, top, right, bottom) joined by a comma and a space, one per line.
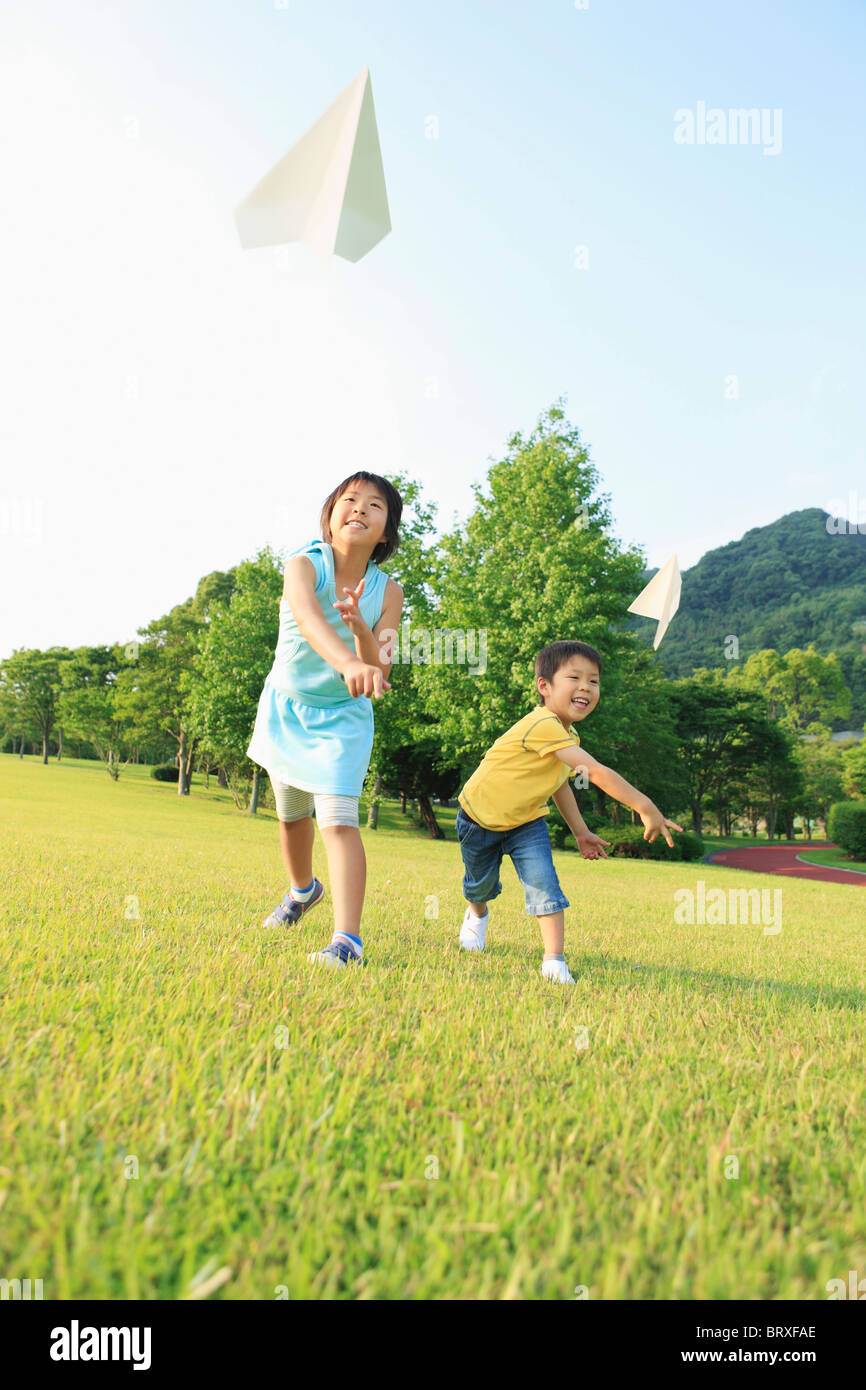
541, 958, 575, 984
459, 906, 489, 951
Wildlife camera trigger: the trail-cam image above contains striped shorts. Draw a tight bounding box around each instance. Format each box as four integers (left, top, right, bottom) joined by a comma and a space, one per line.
270, 780, 359, 828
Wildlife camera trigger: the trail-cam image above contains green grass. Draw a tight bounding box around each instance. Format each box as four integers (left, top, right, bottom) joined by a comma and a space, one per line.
797, 847, 866, 874
1, 753, 865, 1300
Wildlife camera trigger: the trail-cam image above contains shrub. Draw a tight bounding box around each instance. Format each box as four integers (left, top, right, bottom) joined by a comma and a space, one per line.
547, 816, 571, 850
828, 800, 866, 859
593, 823, 704, 861
151, 763, 180, 782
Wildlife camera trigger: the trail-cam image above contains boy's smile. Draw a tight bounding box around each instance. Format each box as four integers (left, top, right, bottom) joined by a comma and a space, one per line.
538, 658, 600, 729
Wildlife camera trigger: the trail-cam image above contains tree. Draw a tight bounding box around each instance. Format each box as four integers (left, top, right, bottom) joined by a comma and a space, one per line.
731, 645, 851, 733
670, 674, 771, 835
842, 731, 866, 798
0, 648, 70, 762
364, 472, 460, 835
118, 570, 235, 796
796, 730, 848, 837
183, 549, 281, 813
421, 402, 650, 790
58, 645, 136, 779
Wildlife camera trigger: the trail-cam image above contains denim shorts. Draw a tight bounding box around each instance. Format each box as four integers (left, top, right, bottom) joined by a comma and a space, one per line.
456, 806, 569, 916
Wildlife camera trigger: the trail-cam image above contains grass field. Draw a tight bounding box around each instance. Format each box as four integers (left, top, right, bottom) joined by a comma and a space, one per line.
797, 847, 866, 875
1, 754, 864, 1300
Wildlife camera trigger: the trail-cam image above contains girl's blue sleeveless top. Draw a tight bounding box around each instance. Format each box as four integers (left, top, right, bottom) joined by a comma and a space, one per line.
270, 539, 389, 706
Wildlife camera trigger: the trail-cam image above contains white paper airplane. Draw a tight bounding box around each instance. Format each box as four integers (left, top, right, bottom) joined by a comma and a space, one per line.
234, 65, 391, 263
627, 554, 681, 648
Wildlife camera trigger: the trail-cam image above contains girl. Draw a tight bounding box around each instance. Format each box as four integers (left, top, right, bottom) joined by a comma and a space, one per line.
247, 471, 404, 966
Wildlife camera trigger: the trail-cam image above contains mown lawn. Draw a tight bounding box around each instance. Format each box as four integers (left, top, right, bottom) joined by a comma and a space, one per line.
1, 755, 864, 1300
797, 847, 866, 875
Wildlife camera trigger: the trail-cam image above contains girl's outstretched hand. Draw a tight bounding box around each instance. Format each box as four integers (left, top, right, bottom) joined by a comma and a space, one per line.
343, 657, 391, 699
333, 578, 368, 634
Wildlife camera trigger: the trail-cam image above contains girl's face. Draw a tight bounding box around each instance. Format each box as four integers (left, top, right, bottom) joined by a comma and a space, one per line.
330, 479, 389, 550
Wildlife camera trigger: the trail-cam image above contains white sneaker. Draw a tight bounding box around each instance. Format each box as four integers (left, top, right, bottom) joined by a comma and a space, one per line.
541, 958, 575, 984
459, 906, 489, 951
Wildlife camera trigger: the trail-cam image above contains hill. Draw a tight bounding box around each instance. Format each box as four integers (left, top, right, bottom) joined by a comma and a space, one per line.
630, 508, 866, 728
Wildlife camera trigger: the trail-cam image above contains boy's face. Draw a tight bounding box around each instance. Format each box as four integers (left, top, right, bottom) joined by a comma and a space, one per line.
537, 657, 600, 728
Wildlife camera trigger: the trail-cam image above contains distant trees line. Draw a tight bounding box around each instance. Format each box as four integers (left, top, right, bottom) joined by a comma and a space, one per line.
3, 405, 865, 840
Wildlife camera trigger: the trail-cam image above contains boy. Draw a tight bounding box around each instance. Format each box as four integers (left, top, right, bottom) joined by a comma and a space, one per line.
456, 640, 682, 983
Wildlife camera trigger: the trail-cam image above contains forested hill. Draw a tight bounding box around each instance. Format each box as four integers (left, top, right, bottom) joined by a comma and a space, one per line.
629, 508, 866, 728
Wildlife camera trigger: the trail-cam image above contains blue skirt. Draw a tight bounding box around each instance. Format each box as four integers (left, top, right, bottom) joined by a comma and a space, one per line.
246, 673, 374, 797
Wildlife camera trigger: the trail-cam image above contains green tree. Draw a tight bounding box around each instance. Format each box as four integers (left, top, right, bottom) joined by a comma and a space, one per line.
183, 549, 282, 812
670, 673, 771, 835
421, 402, 652, 796
58, 645, 137, 779
731, 645, 851, 733
0, 648, 69, 762
796, 731, 848, 837
366, 472, 457, 836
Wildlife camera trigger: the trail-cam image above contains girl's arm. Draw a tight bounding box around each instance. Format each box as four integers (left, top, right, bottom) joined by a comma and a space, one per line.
284, 556, 389, 698
334, 576, 404, 682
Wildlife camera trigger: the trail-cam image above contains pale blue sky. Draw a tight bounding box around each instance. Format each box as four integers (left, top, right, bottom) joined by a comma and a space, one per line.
1, 0, 863, 654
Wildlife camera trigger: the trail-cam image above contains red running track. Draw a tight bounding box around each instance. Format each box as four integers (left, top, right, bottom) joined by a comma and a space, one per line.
708, 842, 866, 886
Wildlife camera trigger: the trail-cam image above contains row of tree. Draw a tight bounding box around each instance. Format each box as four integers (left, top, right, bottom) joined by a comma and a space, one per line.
3, 404, 865, 838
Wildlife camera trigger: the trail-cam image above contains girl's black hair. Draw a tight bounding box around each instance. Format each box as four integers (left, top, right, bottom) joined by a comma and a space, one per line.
320, 472, 403, 565
535, 640, 603, 705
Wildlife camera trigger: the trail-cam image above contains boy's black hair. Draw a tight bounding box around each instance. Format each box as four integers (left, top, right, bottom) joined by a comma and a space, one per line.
535, 640, 603, 705
320, 472, 403, 565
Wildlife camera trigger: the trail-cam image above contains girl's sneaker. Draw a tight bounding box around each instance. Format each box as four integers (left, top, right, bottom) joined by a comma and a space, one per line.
458, 905, 489, 951
308, 933, 363, 968
541, 958, 575, 984
262, 878, 325, 929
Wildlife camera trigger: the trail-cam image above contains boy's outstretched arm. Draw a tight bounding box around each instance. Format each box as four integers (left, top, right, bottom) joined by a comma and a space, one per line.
553, 746, 683, 847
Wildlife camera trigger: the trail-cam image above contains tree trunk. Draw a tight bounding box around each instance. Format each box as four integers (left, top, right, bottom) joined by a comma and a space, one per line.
18, 738, 24, 758
217, 766, 228, 788
784, 810, 794, 840
417, 793, 444, 839
178, 731, 190, 796
400, 790, 407, 813
42, 733, 49, 764
691, 800, 703, 835
56, 727, 63, 760
249, 766, 260, 815
367, 773, 382, 828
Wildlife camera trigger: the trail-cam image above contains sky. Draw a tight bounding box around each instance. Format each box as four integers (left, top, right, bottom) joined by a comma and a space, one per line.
1, 0, 864, 656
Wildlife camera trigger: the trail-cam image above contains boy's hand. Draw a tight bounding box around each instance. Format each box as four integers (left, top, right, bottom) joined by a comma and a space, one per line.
639, 805, 684, 847
343, 657, 391, 699
576, 831, 611, 861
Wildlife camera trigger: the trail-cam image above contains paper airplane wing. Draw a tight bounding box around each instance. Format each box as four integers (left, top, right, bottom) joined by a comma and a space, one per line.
627, 554, 681, 648
234, 66, 391, 263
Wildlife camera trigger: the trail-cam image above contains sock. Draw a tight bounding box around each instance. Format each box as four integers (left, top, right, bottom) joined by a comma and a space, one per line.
332, 931, 362, 955
290, 878, 316, 902
543, 953, 566, 963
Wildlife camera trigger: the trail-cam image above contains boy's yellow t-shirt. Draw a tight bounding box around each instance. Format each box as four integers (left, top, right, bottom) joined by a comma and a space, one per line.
457, 709, 582, 832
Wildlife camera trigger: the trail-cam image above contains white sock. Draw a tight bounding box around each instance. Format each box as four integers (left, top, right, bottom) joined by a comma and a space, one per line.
290, 879, 317, 902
